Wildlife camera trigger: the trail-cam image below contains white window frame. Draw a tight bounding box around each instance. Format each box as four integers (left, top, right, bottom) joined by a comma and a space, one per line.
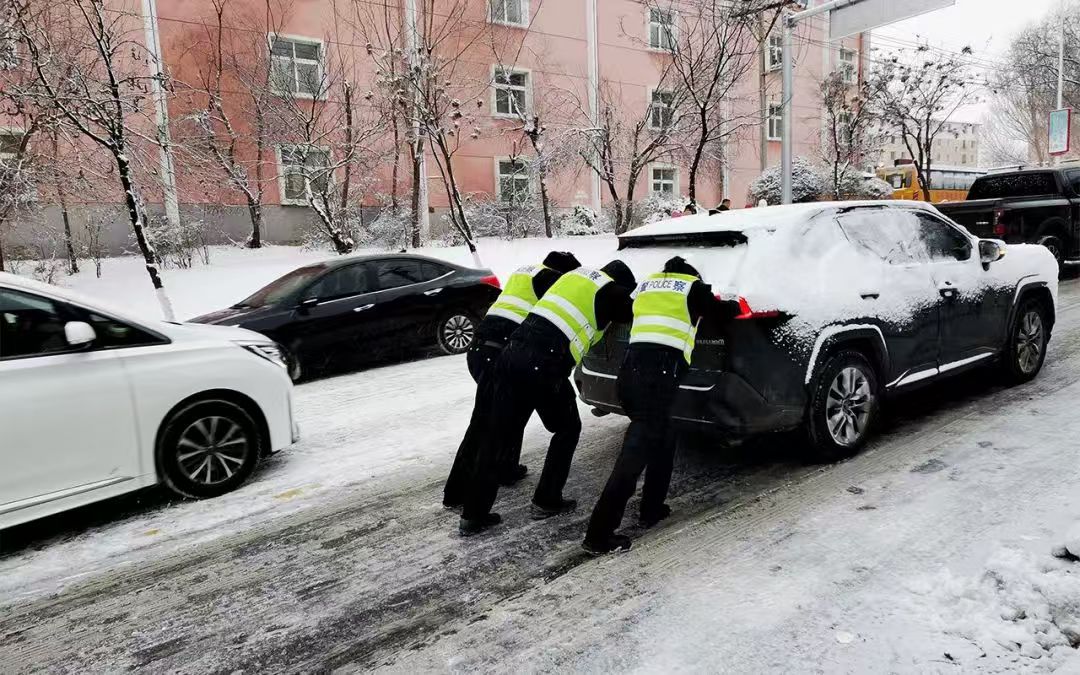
647, 7, 677, 51
648, 87, 676, 131
491, 65, 531, 118
495, 156, 532, 204
839, 47, 857, 85
767, 101, 782, 141
649, 164, 678, 195
268, 33, 324, 100
488, 0, 529, 27
766, 34, 783, 72
276, 144, 332, 206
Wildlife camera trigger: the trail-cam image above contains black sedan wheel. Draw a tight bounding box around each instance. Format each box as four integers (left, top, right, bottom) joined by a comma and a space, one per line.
1002, 298, 1049, 385
436, 310, 477, 355
806, 350, 880, 462
158, 399, 262, 499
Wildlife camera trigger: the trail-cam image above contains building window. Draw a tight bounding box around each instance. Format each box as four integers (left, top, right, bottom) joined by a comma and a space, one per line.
0, 131, 23, 160
270, 35, 322, 97
493, 67, 529, 116
649, 89, 675, 130
650, 165, 677, 194
839, 48, 857, 85
648, 8, 676, 50
497, 158, 530, 204
278, 145, 331, 205
838, 110, 852, 129
766, 34, 783, 72
489, 0, 527, 26
767, 102, 782, 141
961, 154, 967, 164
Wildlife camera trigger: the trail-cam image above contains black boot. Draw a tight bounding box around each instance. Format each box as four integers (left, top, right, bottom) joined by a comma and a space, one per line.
530, 497, 577, 520
459, 512, 502, 536
498, 464, 528, 486
639, 503, 672, 529
582, 534, 632, 556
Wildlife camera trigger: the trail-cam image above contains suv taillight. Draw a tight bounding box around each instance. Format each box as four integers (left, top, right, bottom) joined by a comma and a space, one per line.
480, 274, 501, 289
993, 208, 1007, 236
734, 296, 780, 320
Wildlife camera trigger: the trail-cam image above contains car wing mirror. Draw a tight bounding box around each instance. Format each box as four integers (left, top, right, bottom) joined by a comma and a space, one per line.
64, 321, 97, 348
978, 239, 1006, 266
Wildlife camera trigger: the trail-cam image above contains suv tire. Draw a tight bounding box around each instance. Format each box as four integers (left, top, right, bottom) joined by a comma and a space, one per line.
1001, 297, 1049, 385
158, 399, 263, 499
806, 350, 880, 462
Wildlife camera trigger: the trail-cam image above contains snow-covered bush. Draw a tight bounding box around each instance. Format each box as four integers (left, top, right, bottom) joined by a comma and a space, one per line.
749, 157, 824, 205
557, 206, 603, 236
363, 208, 412, 250
140, 217, 210, 269
448, 193, 543, 240
639, 191, 686, 224
832, 172, 894, 200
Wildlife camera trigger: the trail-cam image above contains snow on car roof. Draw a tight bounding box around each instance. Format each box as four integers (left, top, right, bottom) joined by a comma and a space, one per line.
622, 200, 938, 239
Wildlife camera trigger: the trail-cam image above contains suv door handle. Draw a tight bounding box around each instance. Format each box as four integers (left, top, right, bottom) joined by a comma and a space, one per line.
938, 283, 957, 299
860, 291, 880, 300
353, 304, 375, 313
423, 288, 443, 296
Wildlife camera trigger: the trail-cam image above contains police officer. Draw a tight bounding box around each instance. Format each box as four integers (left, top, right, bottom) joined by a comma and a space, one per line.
443, 252, 581, 508
582, 256, 728, 554
459, 260, 636, 535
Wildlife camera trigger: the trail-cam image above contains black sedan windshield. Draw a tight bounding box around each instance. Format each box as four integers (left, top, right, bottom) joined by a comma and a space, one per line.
237, 265, 326, 308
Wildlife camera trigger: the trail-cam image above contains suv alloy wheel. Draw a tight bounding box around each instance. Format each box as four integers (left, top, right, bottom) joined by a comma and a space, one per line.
806, 350, 880, 462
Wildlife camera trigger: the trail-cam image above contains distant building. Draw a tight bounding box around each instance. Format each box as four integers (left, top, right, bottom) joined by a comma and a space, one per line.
879, 121, 981, 168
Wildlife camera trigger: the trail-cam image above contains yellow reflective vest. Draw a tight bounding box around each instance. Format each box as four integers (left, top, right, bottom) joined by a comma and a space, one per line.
629, 272, 698, 364
485, 265, 547, 324
529, 268, 613, 363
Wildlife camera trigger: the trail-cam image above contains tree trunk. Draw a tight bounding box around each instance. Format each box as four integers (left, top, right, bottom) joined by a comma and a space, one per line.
688, 109, 708, 204
410, 145, 422, 249
61, 202, 78, 275
116, 149, 175, 321
340, 82, 354, 218
538, 166, 553, 237
0, 233, 6, 272
391, 117, 402, 213
246, 198, 263, 248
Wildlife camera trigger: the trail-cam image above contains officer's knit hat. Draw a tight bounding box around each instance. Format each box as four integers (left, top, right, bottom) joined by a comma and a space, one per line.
543, 251, 581, 274
664, 256, 702, 280
601, 259, 636, 290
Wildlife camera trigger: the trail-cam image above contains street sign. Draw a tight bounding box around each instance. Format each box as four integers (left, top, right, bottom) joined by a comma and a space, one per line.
1050, 108, 1072, 156
830, 0, 956, 40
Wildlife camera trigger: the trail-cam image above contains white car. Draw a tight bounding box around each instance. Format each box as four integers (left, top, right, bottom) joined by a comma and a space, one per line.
0, 272, 298, 530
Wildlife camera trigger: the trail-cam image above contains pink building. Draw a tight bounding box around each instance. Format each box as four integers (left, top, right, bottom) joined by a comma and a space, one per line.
4, 0, 868, 251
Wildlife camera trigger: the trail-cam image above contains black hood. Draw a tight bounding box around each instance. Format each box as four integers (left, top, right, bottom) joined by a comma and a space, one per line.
663, 255, 702, 279
601, 259, 635, 290
543, 251, 581, 274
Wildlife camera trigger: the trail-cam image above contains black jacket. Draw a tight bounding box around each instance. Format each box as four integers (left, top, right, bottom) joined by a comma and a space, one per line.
476, 251, 581, 345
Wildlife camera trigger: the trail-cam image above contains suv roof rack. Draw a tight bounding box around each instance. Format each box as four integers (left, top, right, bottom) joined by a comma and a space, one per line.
987, 164, 1027, 173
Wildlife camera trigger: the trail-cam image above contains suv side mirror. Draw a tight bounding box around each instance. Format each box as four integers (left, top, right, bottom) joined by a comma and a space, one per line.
64, 321, 97, 347
979, 239, 1006, 265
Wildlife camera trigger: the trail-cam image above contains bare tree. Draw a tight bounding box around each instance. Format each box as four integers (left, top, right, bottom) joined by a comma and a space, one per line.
13, 0, 177, 318
578, 79, 678, 234
641, 0, 779, 203
179, 0, 282, 249
818, 70, 885, 200
869, 45, 976, 202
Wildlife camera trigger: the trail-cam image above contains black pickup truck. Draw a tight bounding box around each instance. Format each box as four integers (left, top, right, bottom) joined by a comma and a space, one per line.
937, 167, 1080, 266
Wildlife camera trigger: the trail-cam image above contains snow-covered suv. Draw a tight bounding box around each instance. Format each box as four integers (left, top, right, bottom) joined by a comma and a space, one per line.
576, 201, 1058, 460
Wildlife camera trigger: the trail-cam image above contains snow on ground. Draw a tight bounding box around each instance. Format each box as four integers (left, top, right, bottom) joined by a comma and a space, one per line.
46, 236, 620, 321
0, 236, 624, 602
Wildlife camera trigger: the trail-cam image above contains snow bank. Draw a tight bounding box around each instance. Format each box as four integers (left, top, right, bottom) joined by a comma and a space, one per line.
919, 533, 1080, 671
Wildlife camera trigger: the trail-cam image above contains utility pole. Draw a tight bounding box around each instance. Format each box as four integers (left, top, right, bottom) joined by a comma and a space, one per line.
1057, 0, 1066, 165
586, 0, 602, 213
404, 0, 431, 238
141, 0, 181, 230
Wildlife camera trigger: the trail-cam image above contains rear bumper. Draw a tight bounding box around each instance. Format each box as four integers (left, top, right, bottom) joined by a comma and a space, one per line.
575, 365, 804, 436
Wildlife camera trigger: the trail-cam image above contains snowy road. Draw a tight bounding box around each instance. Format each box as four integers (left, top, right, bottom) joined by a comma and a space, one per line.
5, 281, 1080, 672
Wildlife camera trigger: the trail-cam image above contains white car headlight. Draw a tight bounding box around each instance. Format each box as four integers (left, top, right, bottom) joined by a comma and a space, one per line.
239, 341, 288, 370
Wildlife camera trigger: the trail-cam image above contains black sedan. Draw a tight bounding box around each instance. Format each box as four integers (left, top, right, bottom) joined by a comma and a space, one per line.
191, 254, 501, 380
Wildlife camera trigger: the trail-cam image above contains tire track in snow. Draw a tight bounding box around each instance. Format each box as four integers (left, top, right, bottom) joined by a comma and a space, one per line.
3, 283, 1080, 672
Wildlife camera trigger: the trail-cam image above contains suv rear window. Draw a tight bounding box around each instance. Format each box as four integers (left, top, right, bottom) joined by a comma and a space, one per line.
968, 173, 1058, 199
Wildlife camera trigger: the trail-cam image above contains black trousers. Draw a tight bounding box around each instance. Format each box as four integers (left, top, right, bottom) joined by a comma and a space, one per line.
585, 346, 686, 542
462, 332, 581, 521
443, 341, 521, 505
